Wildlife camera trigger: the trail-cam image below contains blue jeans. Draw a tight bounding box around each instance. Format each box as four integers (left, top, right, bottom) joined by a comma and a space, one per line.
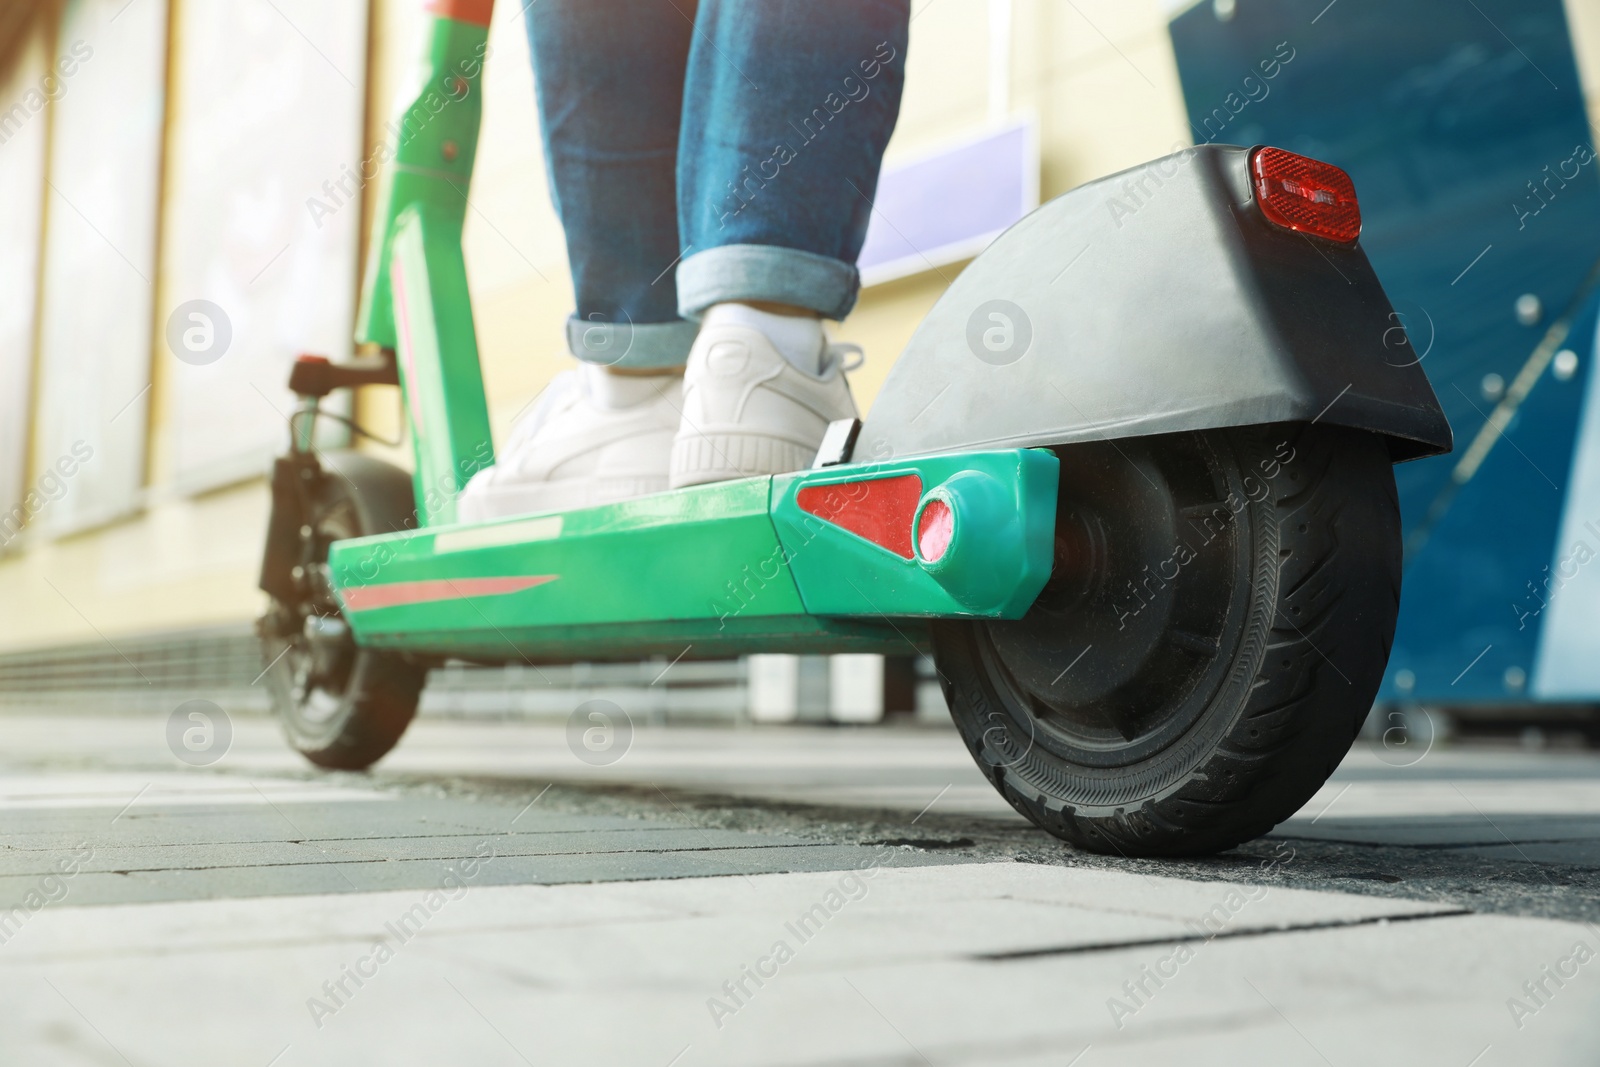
525, 0, 910, 368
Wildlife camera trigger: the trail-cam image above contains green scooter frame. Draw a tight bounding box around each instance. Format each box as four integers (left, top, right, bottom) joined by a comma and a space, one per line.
325, 2, 1057, 655
260, 0, 1451, 858
259, 0, 1054, 755
335, 2, 1055, 650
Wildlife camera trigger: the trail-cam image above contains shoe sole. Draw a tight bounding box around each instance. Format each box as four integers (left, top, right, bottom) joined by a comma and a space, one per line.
670, 432, 817, 488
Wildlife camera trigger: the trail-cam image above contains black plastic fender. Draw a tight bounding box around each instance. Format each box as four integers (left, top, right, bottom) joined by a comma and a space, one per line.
858, 144, 1451, 465
258, 450, 416, 604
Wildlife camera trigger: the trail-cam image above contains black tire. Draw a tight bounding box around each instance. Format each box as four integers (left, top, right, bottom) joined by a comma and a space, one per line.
258, 452, 426, 770
933, 423, 1400, 857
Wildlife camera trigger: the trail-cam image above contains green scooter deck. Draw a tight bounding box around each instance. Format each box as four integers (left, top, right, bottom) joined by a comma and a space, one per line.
329, 449, 1059, 663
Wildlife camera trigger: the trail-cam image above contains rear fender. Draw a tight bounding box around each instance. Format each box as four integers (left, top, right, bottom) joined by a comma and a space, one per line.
857, 144, 1451, 465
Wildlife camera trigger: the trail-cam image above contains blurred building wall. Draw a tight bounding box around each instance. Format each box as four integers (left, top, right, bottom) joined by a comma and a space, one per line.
0, 0, 1594, 655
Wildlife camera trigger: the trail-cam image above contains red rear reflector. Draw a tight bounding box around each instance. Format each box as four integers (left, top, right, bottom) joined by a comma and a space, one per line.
424, 0, 494, 26
1251, 147, 1361, 244
796, 474, 922, 559
916, 499, 954, 563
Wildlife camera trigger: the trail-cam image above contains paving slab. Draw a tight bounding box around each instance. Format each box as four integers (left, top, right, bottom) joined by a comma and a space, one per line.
0, 862, 1589, 1067
0, 771, 958, 907
1275, 813, 1600, 847
0, 827, 828, 877
2, 709, 1600, 1063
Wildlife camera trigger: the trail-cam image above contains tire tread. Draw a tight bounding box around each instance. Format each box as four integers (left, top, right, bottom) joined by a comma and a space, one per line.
936, 424, 1400, 856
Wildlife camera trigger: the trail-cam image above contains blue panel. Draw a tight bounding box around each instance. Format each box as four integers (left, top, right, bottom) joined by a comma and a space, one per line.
1400, 296, 1597, 698
1168, 0, 1600, 703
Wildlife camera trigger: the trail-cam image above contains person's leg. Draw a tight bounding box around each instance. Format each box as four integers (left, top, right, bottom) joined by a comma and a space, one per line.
669, 0, 910, 486
675, 0, 910, 322
459, 0, 700, 521
527, 0, 700, 369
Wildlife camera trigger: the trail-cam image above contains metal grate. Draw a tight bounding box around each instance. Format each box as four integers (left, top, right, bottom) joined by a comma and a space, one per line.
0, 626, 949, 725
0, 625, 264, 693
0, 624, 271, 713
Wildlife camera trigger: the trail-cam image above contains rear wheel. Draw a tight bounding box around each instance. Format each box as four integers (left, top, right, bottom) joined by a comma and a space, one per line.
934, 423, 1400, 856
257, 452, 425, 770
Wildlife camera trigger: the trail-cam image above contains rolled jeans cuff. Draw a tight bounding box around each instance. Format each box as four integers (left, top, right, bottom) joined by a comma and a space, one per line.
565, 315, 699, 369
676, 244, 860, 321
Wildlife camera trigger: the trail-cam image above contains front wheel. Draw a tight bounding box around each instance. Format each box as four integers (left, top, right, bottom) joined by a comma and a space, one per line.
935, 423, 1400, 856
257, 451, 426, 770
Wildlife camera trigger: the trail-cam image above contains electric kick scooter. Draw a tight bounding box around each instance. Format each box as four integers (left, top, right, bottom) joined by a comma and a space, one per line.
257, 0, 1452, 857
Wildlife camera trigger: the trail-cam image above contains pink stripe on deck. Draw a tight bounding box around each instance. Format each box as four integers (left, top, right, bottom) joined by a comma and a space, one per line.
392, 258, 425, 435
341, 575, 558, 612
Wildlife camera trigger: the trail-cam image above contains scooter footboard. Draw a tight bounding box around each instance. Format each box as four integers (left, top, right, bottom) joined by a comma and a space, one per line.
326, 449, 1058, 662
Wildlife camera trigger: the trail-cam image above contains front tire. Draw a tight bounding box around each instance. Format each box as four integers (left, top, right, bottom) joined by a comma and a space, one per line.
935, 423, 1400, 856
257, 452, 425, 770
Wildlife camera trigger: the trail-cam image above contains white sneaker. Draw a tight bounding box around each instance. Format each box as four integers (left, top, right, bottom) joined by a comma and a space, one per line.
670, 324, 861, 488
456, 366, 681, 522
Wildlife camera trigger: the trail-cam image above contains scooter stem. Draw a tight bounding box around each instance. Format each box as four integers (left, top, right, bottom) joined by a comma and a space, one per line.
354, 0, 497, 525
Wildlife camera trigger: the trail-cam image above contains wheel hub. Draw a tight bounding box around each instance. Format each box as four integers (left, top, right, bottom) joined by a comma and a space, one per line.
979, 434, 1252, 768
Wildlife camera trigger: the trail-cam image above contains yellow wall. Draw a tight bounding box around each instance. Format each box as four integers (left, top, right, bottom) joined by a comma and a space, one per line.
0, 0, 1592, 653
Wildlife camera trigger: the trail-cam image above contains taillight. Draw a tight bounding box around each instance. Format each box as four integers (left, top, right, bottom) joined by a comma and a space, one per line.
1250, 147, 1361, 244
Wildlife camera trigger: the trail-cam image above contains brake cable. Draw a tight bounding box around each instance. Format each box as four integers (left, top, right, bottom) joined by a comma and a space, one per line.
288, 407, 404, 449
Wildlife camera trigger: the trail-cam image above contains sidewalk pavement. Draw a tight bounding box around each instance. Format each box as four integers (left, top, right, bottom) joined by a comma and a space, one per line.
0, 710, 1596, 1065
